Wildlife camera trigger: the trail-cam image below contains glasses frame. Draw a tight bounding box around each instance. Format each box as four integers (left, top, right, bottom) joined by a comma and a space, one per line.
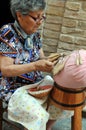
27, 14, 46, 22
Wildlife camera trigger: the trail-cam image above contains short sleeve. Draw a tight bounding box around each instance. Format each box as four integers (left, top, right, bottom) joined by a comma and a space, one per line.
0, 24, 17, 58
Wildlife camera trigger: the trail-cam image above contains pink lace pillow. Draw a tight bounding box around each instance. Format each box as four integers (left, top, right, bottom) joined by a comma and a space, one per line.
54, 49, 86, 89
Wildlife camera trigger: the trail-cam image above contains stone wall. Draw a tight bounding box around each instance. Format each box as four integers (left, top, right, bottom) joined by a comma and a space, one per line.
42, 0, 86, 56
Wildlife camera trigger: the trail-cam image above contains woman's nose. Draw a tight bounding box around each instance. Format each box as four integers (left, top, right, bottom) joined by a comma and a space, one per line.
36, 19, 44, 25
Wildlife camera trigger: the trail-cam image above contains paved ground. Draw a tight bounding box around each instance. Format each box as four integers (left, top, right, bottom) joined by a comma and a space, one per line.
2, 111, 86, 130
52, 116, 86, 130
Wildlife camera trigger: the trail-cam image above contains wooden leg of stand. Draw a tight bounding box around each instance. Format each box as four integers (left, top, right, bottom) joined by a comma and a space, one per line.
0, 100, 3, 130
71, 115, 74, 130
71, 107, 82, 130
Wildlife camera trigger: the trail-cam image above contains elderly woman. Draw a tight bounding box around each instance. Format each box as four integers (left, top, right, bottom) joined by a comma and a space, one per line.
0, 0, 73, 130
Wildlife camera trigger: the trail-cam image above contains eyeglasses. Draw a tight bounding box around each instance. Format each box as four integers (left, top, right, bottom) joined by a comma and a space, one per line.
27, 14, 46, 22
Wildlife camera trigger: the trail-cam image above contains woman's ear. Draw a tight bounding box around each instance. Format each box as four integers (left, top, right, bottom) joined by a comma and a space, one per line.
16, 12, 22, 21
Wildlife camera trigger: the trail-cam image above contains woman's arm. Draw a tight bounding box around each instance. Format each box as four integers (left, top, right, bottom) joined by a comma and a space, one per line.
1, 55, 54, 77
39, 48, 45, 58
1, 55, 36, 77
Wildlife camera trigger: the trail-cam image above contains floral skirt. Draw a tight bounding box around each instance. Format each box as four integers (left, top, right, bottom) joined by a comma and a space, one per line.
8, 75, 73, 130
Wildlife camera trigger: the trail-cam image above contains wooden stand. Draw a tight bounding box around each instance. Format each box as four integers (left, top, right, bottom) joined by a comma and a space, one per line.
50, 82, 86, 130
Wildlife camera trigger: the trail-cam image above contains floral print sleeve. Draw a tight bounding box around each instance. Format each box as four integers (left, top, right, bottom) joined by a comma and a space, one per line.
0, 24, 18, 58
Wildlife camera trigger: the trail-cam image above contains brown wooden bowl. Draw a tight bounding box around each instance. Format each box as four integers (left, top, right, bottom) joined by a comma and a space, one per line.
28, 85, 53, 99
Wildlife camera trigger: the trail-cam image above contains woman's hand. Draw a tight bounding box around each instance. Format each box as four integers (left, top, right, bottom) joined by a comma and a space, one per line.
34, 59, 54, 72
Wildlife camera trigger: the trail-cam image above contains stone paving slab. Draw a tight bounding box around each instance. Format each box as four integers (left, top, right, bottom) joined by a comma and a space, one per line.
52, 117, 86, 130
3, 116, 86, 130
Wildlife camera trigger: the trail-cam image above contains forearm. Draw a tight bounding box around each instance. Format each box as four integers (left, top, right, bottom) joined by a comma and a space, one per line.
1, 62, 36, 77
39, 48, 45, 58
1, 55, 54, 77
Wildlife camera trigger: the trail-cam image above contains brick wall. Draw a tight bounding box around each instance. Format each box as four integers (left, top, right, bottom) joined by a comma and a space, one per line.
43, 0, 86, 56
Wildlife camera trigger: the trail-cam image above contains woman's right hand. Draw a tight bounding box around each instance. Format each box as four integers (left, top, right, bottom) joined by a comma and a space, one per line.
34, 59, 54, 72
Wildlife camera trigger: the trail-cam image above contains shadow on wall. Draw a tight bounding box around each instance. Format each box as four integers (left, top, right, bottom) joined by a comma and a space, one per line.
0, 0, 14, 27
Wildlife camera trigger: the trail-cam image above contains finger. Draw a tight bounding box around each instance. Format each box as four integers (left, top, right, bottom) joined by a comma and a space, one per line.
46, 61, 53, 67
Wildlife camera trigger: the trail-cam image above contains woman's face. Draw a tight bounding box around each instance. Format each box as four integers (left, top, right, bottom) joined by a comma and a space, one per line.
16, 10, 45, 34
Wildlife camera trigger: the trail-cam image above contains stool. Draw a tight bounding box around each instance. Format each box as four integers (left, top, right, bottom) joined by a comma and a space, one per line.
0, 99, 21, 130
50, 82, 86, 130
